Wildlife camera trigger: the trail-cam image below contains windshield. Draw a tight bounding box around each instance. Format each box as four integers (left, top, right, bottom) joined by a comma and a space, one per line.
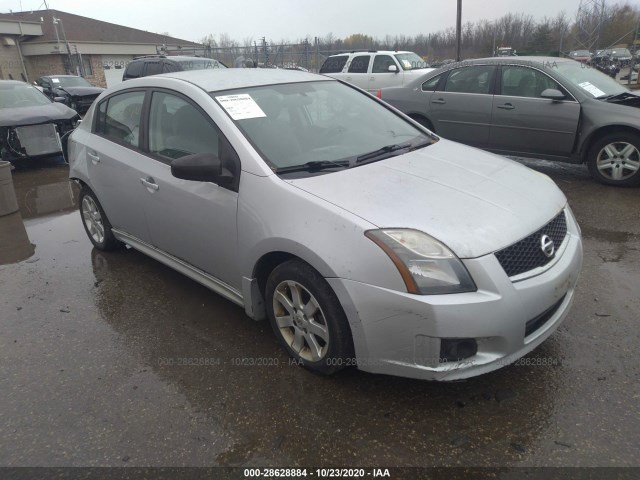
53, 76, 92, 87
394, 53, 429, 70
571, 50, 591, 56
175, 58, 226, 70
554, 62, 628, 98
0, 82, 52, 109
212, 81, 432, 173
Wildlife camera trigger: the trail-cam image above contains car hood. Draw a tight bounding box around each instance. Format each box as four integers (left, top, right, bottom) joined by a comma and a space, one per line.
285, 140, 566, 258
0, 102, 78, 127
57, 86, 104, 97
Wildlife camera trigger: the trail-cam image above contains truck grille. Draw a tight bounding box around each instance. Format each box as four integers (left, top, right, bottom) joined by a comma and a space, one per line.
495, 211, 567, 278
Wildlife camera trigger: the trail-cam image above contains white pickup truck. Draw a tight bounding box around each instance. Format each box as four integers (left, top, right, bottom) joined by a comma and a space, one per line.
319, 50, 433, 92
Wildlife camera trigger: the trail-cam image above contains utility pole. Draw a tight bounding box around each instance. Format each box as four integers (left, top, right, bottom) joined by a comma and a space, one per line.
456, 0, 462, 61
629, 18, 639, 86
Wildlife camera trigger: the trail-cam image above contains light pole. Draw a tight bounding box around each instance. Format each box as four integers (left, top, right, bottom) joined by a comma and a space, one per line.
456, 0, 462, 61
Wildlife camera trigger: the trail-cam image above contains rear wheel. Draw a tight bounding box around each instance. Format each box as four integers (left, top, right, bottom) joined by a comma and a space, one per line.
265, 260, 353, 375
79, 187, 123, 251
587, 132, 640, 186
409, 115, 434, 132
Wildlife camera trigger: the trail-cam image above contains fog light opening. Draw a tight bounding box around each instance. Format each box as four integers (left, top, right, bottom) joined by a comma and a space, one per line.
440, 338, 478, 363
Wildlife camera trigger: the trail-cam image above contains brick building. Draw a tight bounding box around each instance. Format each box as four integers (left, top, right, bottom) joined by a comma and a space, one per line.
0, 9, 202, 87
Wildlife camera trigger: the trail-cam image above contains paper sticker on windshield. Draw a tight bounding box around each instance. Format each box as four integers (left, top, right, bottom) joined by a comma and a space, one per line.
52, 78, 60, 83
578, 81, 605, 97
215, 94, 266, 120
401, 60, 412, 69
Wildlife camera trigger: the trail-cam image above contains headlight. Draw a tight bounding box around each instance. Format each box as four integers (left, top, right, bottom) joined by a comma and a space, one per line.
365, 229, 476, 295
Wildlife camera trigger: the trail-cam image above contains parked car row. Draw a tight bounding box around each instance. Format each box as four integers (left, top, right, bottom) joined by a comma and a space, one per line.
376, 56, 640, 186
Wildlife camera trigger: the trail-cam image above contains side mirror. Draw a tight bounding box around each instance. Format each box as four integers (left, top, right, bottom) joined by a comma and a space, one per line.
53, 96, 66, 102
388, 65, 398, 73
171, 152, 232, 184
541, 88, 566, 101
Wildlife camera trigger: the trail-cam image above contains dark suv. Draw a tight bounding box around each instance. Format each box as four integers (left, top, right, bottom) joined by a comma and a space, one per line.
122, 55, 226, 81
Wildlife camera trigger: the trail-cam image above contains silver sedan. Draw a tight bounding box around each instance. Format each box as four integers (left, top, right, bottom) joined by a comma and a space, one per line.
377, 57, 640, 187
68, 69, 583, 381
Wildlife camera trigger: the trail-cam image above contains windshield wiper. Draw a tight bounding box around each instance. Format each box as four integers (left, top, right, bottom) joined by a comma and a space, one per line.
275, 160, 350, 174
597, 92, 635, 101
356, 143, 411, 164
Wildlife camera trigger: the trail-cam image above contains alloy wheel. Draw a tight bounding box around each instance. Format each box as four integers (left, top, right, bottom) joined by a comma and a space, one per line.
272, 280, 330, 362
596, 141, 640, 182
81, 195, 105, 244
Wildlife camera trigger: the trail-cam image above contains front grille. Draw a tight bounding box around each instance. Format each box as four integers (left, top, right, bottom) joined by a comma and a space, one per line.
525, 295, 566, 337
495, 211, 567, 277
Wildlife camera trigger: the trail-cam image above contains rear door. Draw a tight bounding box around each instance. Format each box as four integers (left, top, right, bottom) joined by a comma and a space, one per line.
489, 65, 580, 157
429, 65, 496, 146
84, 89, 152, 242
343, 54, 372, 90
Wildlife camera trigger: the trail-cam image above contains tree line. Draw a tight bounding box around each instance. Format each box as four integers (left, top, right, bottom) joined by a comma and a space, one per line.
199, 1, 639, 63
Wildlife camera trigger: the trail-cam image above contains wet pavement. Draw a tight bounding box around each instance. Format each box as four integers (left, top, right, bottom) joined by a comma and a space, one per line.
0, 161, 639, 468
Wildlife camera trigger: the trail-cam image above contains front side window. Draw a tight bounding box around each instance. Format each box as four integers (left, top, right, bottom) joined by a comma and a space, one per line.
501, 66, 560, 98
444, 66, 495, 94
372, 55, 396, 73
348, 56, 371, 74
95, 91, 145, 147
213, 81, 433, 174
148, 91, 220, 160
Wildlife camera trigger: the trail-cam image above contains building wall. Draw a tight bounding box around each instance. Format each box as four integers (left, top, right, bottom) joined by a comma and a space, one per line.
84, 55, 106, 88
0, 41, 26, 81
24, 54, 66, 81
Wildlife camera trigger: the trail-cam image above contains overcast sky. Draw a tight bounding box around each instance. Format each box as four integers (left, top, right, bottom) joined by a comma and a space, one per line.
3, 0, 587, 43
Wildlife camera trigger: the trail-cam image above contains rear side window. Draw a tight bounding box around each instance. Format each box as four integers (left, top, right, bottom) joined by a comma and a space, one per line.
348, 55, 371, 74
372, 55, 396, 73
319, 56, 348, 74
144, 62, 163, 76
422, 74, 444, 91
95, 91, 146, 148
444, 66, 495, 94
124, 61, 143, 78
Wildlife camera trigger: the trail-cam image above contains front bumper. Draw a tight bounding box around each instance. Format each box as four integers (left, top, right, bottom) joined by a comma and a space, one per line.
328, 212, 583, 381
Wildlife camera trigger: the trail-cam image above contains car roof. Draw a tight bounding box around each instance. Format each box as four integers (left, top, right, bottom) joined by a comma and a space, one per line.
149, 69, 334, 92
42, 75, 81, 78
0, 79, 26, 86
328, 50, 414, 57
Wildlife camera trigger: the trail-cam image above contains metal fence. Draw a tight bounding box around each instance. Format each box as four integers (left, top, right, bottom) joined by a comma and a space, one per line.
158, 39, 351, 73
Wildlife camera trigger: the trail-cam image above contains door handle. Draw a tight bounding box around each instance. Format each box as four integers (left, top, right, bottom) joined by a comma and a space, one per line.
431, 98, 446, 104
370, 77, 375, 81
497, 103, 515, 110
87, 151, 100, 163
140, 177, 159, 191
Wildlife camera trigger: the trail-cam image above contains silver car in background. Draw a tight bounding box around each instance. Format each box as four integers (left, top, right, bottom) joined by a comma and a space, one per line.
377, 57, 640, 187
68, 69, 582, 381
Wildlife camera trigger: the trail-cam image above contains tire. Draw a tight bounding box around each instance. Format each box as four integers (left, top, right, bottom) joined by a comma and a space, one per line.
409, 115, 434, 133
79, 187, 123, 251
265, 259, 354, 375
587, 132, 640, 187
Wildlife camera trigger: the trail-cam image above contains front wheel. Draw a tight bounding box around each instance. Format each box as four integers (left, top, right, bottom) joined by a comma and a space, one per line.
587, 133, 640, 186
265, 260, 353, 375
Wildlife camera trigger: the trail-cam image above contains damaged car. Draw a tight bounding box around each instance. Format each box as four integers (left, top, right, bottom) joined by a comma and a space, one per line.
377, 57, 640, 186
35, 75, 104, 114
1, 80, 79, 165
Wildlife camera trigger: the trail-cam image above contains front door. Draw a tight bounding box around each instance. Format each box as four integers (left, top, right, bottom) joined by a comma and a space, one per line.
489, 65, 580, 157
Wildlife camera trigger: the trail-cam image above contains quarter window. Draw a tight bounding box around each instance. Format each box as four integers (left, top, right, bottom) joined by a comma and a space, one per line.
319, 56, 348, 74
501, 66, 561, 98
95, 91, 145, 147
422, 74, 444, 91
444, 66, 495, 94
347, 55, 371, 74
